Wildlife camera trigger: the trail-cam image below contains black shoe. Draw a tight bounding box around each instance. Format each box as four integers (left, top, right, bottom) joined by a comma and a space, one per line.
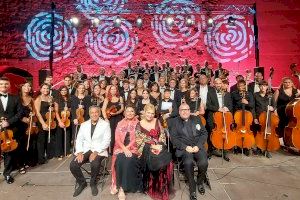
91, 185, 98, 196
198, 183, 205, 195
4, 175, 14, 184
223, 155, 230, 162
190, 192, 197, 200
73, 182, 87, 197
207, 151, 212, 159
265, 151, 272, 158
212, 149, 222, 157
244, 149, 250, 156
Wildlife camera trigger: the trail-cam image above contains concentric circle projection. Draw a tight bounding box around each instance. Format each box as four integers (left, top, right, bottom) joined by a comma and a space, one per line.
85, 17, 138, 66
204, 15, 254, 63
76, 0, 128, 20
150, 0, 202, 49
24, 12, 78, 62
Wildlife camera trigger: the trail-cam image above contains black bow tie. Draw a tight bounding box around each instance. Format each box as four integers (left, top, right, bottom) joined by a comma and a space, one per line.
0, 94, 8, 98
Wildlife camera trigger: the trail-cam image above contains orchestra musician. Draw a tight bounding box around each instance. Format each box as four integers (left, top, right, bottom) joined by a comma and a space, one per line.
248, 71, 264, 95
0, 77, 23, 184
206, 78, 233, 161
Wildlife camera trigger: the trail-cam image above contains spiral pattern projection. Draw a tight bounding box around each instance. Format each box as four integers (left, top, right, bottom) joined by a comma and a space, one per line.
85, 17, 138, 66
150, 0, 202, 49
76, 0, 128, 20
204, 15, 254, 63
24, 12, 78, 62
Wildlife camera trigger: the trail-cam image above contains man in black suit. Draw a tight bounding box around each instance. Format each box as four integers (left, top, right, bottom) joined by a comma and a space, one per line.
0, 77, 23, 184
248, 71, 263, 95
169, 103, 208, 200
97, 68, 110, 83
43, 75, 59, 99
64, 75, 76, 95
75, 65, 88, 81
206, 78, 233, 161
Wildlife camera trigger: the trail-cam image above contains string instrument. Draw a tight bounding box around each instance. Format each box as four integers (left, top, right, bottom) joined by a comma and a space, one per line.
284, 63, 300, 150
26, 112, 39, 135
61, 102, 71, 128
0, 117, 18, 152
211, 92, 236, 151
234, 74, 255, 152
45, 95, 56, 143
106, 105, 117, 119
76, 99, 85, 125
255, 67, 280, 153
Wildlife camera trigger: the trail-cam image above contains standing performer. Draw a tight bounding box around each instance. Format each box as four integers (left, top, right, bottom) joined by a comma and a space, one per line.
206, 78, 233, 161
0, 77, 23, 184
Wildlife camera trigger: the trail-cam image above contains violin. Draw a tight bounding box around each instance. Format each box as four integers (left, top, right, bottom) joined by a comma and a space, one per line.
26, 112, 39, 135
76, 100, 85, 125
211, 92, 236, 151
255, 67, 280, 153
61, 102, 71, 128
0, 117, 18, 152
45, 104, 56, 129
284, 63, 300, 150
106, 105, 117, 119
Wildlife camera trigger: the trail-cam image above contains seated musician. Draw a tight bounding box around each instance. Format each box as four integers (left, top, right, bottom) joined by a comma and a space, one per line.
206, 78, 233, 161
253, 80, 275, 158
157, 89, 178, 121
169, 103, 208, 200
0, 77, 23, 184
70, 106, 111, 197
231, 80, 255, 156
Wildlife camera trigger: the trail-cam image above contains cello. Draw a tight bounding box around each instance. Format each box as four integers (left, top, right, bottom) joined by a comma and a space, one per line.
284, 64, 300, 150
255, 68, 280, 154
234, 72, 255, 154
0, 117, 18, 152
211, 91, 236, 155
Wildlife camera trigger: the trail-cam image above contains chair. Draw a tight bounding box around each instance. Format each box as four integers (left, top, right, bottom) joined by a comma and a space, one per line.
75, 157, 109, 191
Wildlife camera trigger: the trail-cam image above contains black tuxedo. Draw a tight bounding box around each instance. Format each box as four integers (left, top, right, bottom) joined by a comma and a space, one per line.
206, 89, 233, 130
231, 90, 255, 115
0, 94, 23, 177
169, 115, 208, 193
230, 83, 238, 93
248, 82, 256, 95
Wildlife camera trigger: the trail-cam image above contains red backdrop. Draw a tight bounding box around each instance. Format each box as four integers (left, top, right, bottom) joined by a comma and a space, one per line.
0, 0, 299, 90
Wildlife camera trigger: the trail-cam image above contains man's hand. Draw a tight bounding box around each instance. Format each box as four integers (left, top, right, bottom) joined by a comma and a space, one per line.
192, 146, 199, 153
218, 108, 224, 112
223, 107, 229, 112
1, 120, 9, 128
269, 106, 275, 112
75, 152, 84, 163
186, 146, 194, 153
254, 119, 259, 124
89, 152, 98, 162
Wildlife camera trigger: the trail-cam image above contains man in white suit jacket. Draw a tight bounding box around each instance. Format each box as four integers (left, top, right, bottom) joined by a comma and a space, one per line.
70, 106, 111, 197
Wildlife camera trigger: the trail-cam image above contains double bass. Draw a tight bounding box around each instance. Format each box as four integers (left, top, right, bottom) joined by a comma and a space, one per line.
255, 67, 280, 153
234, 71, 255, 154
284, 64, 300, 150
211, 91, 236, 154
0, 117, 18, 152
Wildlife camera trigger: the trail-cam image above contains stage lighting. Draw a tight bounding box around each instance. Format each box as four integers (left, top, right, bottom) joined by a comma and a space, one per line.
70, 17, 79, 25
228, 16, 236, 26
92, 18, 100, 26
186, 17, 194, 26
166, 16, 174, 26
114, 16, 122, 27
136, 17, 143, 27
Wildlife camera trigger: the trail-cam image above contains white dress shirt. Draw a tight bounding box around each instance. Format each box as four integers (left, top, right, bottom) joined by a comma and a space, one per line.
170, 88, 175, 100
216, 91, 223, 108
199, 85, 208, 107
0, 93, 8, 111
254, 82, 260, 93
75, 119, 111, 157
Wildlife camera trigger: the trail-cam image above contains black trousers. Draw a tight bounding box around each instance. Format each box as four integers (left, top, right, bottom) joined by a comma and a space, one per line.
55, 127, 71, 157
69, 151, 104, 186
182, 149, 208, 193
37, 129, 56, 164
3, 151, 16, 177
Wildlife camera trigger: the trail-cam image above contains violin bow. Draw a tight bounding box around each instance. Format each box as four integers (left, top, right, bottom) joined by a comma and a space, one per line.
48, 90, 52, 143
26, 113, 33, 151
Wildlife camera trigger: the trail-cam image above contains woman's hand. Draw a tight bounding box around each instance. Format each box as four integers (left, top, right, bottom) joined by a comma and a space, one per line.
42, 123, 49, 131
73, 119, 78, 125
124, 148, 132, 157
59, 121, 66, 128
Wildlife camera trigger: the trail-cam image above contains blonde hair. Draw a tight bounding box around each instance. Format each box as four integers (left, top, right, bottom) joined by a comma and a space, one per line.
144, 103, 155, 113
280, 77, 295, 89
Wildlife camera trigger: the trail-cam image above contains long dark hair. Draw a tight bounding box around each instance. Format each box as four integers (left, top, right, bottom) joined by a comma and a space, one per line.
19, 81, 33, 104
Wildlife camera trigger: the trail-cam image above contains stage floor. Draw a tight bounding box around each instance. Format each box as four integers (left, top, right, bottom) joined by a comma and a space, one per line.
1, 150, 300, 200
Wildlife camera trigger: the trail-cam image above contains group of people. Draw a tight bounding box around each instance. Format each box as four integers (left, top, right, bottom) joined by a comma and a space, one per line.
0, 59, 299, 200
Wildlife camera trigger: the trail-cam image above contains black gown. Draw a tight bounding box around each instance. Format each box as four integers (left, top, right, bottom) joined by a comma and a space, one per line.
276, 88, 297, 137
55, 97, 72, 156
37, 101, 56, 164
115, 133, 142, 192
108, 99, 123, 152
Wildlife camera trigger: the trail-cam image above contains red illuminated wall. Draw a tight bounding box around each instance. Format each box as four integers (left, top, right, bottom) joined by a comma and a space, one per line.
0, 0, 299, 89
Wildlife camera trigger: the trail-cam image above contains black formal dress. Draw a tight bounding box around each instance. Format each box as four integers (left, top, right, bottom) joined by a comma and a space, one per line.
276, 88, 297, 137
169, 115, 208, 194
0, 94, 23, 178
